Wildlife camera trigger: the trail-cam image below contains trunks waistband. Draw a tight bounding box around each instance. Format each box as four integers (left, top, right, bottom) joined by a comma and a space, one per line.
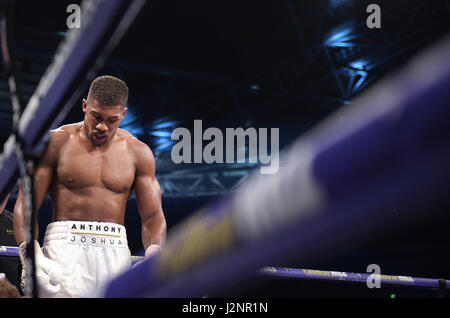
43, 221, 128, 248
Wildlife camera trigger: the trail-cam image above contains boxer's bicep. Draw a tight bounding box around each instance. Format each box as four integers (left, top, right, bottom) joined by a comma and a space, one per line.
33, 130, 61, 210
13, 185, 27, 243
134, 143, 167, 249
13, 160, 53, 243
33, 159, 54, 210
14, 131, 60, 243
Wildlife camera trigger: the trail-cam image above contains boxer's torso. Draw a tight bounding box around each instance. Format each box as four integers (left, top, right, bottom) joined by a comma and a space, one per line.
48, 123, 137, 225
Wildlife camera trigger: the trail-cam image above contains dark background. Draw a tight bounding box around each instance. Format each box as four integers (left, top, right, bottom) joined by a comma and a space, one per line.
1, 0, 450, 298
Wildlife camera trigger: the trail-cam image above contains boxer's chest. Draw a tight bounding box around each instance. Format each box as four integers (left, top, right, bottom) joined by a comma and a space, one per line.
56, 139, 135, 193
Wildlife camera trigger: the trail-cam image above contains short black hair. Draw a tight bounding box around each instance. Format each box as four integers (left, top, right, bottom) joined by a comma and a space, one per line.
87, 75, 128, 107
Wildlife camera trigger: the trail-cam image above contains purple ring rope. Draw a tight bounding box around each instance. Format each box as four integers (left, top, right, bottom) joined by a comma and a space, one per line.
258, 267, 450, 289
0, 246, 144, 265
3, 246, 447, 289
0, 246, 19, 257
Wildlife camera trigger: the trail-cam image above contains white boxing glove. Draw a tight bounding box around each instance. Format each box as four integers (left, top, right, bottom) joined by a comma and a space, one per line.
131, 244, 162, 269
144, 243, 162, 259
19, 241, 63, 297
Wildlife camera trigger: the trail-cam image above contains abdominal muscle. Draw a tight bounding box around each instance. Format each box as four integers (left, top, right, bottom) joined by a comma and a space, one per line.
50, 186, 131, 225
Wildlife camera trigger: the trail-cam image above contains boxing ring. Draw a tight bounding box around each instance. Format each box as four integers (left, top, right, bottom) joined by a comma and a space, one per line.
1, 0, 450, 298
1, 246, 449, 293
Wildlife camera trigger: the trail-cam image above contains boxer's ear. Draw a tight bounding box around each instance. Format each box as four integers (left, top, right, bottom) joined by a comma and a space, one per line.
121, 106, 127, 118
82, 98, 88, 113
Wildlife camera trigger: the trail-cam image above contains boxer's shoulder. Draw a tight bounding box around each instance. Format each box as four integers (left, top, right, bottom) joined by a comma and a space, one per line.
44, 123, 81, 160
119, 129, 155, 172
116, 128, 135, 141
50, 123, 79, 143
120, 130, 152, 154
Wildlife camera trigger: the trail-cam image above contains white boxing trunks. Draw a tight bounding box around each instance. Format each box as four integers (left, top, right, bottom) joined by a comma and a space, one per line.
42, 221, 131, 297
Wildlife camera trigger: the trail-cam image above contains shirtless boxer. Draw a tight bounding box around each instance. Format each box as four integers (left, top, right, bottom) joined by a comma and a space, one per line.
13, 75, 167, 297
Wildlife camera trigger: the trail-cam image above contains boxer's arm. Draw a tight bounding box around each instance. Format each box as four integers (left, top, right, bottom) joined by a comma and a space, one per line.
0, 191, 10, 211
13, 130, 62, 244
13, 185, 36, 244
133, 141, 167, 254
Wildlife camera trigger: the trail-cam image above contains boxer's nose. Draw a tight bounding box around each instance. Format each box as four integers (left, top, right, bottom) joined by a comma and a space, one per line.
96, 122, 107, 132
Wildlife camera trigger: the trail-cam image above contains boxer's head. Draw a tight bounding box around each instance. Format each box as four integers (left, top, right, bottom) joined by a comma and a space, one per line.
82, 75, 128, 147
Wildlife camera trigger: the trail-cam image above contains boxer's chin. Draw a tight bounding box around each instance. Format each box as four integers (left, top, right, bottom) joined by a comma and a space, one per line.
89, 134, 108, 146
